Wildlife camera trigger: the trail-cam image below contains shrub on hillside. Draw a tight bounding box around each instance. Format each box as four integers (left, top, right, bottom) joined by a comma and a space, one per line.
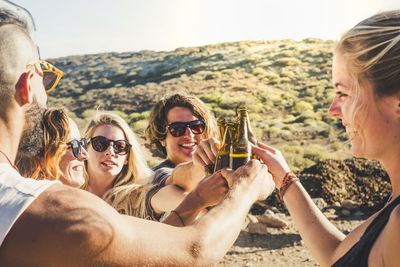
273, 57, 301, 67
293, 101, 314, 113
132, 119, 148, 135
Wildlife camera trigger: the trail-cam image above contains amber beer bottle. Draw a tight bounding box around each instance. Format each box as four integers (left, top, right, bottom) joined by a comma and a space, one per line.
243, 108, 257, 146
230, 109, 251, 170
204, 118, 226, 175
217, 118, 226, 140
214, 122, 234, 172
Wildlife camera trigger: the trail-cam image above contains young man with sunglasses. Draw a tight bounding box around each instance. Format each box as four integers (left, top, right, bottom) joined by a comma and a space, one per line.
145, 93, 232, 224
146, 93, 220, 192
0, 9, 275, 266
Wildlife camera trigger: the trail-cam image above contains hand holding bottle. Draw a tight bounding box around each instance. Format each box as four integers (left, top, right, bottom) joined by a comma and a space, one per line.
192, 137, 220, 172
251, 142, 291, 189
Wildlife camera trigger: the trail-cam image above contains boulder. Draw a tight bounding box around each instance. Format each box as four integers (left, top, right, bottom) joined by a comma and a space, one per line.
255, 213, 289, 228
341, 199, 360, 211
247, 222, 270, 235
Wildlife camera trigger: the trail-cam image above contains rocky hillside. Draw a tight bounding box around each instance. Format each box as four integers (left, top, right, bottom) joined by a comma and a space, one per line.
47, 38, 346, 170
46, 39, 392, 209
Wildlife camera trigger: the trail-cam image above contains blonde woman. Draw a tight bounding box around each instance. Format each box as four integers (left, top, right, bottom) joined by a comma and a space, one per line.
82, 112, 157, 219
253, 10, 400, 266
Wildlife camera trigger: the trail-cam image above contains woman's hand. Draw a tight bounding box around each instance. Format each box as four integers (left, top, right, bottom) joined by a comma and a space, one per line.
251, 141, 291, 189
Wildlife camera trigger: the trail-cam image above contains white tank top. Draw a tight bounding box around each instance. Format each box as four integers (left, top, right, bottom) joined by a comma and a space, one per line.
0, 163, 58, 246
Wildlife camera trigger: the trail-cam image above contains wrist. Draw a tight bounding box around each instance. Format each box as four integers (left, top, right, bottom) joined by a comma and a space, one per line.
186, 189, 208, 210
192, 161, 205, 175
227, 181, 258, 207
275, 170, 292, 189
279, 172, 299, 199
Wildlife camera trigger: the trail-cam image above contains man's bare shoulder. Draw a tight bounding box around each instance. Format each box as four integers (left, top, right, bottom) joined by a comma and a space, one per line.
0, 183, 122, 266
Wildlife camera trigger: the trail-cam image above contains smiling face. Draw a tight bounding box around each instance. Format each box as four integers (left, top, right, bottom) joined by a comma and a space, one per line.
59, 118, 88, 187
329, 53, 400, 159
86, 124, 128, 187
160, 106, 204, 166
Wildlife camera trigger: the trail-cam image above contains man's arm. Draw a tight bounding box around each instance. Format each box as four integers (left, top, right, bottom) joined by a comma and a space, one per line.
162, 170, 229, 226
150, 184, 187, 214
165, 138, 220, 191
0, 160, 274, 266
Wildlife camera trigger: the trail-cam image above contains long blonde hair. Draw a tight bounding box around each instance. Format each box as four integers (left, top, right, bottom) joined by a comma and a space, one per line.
83, 112, 154, 219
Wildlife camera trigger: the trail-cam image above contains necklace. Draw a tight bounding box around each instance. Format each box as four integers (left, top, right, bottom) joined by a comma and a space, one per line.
0, 149, 17, 170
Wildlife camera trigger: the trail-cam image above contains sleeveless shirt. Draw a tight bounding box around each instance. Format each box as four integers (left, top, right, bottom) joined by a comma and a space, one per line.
332, 194, 400, 266
0, 163, 57, 246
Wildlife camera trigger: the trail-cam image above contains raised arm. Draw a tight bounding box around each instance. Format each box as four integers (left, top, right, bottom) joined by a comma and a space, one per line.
165, 137, 220, 191
0, 160, 274, 266
162, 170, 229, 226
252, 142, 345, 266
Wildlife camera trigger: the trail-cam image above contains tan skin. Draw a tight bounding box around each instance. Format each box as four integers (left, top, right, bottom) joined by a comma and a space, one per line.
150, 107, 224, 223
251, 53, 400, 267
162, 170, 229, 226
0, 27, 276, 266
163, 107, 219, 192
151, 137, 223, 213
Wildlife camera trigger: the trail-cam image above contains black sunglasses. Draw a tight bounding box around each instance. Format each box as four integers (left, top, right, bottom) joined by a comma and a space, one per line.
89, 136, 131, 155
167, 120, 206, 137
67, 138, 88, 159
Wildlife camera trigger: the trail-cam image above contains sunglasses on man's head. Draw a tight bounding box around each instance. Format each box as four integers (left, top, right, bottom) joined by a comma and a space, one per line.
25, 60, 63, 93
167, 120, 206, 137
89, 136, 131, 155
67, 138, 88, 159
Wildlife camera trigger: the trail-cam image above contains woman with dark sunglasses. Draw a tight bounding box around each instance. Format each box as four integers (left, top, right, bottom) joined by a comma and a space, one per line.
145, 93, 218, 192
82, 112, 157, 219
16, 108, 88, 187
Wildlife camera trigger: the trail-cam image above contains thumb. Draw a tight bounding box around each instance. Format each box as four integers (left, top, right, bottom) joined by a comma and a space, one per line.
220, 168, 234, 188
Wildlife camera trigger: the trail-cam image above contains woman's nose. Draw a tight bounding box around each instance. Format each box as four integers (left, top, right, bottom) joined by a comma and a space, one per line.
328, 98, 342, 118
79, 147, 89, 160
104, 142, 117, 156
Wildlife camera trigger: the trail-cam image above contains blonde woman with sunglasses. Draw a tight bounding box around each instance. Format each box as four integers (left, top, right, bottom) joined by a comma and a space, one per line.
82, 112, 157, 219
16, 107, 89, 187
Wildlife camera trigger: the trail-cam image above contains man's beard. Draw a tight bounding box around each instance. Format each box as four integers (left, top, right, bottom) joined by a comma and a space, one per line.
17, 98, 46, 158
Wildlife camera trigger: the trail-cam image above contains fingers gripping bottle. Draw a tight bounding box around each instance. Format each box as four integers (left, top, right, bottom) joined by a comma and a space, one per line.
214, 122, 235, 172
205, 118, 226, 175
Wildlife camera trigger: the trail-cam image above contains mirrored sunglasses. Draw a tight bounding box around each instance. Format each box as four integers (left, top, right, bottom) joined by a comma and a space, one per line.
167, 120, 206, 137
26, 60, 63, 93
67, 138, 88, 159
89, 136, 131, 155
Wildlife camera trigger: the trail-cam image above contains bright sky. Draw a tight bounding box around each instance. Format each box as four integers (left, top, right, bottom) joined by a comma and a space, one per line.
10, 0, 400, 59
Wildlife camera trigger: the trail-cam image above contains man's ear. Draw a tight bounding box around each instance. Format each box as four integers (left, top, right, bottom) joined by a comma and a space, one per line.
16, 71, 34, 106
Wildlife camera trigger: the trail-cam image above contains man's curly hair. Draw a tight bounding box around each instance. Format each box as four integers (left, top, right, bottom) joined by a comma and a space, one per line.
145, 92, 217, 156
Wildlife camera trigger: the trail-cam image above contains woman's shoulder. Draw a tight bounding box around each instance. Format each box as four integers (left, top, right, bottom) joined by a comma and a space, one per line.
386, 204, 400, 232
367, 204, 400, 266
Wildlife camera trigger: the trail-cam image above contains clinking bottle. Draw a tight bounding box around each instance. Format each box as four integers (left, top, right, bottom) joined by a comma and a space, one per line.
214, 122, 235, 172
205, 118, 226, 175
229, 108, 251, 170
217, 118, 226, 141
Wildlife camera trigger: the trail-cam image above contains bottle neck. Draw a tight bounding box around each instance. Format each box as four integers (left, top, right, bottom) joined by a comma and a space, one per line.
235, 112, 248, 143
